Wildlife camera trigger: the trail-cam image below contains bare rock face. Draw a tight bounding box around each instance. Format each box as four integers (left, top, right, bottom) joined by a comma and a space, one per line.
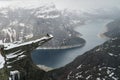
44, 37, 120, 80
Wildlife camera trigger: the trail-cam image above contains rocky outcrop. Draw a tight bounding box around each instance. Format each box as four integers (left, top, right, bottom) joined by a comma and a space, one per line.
44, 37, 120, 80
0, 34, 53, 80
6, 48, 45, 80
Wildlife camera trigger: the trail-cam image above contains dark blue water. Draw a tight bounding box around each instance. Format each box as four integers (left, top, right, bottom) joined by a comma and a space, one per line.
31, 47, 82, 68
32, 20, 111, 68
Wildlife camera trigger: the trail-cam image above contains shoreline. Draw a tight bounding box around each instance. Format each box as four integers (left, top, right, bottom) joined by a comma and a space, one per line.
37, 65, 53, 72
35, 43, 85, 71
98, 33, 110, 39
36, 43, 85, 50
98, 19, 115, 39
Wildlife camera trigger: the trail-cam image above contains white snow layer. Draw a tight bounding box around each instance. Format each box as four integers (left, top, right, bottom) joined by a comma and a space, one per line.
4, 34, 53, 50
0, 52, 5, 69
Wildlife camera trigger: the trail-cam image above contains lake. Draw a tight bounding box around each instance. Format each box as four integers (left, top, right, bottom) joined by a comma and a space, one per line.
31, 20, 111, 68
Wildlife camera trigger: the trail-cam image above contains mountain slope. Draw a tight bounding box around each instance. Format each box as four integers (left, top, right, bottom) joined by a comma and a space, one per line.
0, 4, 85, 48
44, 37, 120, 80
102, 19, 120, 38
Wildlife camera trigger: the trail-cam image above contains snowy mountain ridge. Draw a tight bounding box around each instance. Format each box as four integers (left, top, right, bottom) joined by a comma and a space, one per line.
0, 3, 85, 48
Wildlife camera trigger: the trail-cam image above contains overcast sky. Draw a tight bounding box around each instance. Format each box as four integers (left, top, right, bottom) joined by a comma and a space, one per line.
54, 0, 120, 10
0, 0, 120, 10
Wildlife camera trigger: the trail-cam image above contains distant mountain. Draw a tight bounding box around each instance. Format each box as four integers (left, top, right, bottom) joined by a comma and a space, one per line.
0, 4, 85, 48
44, 37, 120, 80
102, 19, 120, 38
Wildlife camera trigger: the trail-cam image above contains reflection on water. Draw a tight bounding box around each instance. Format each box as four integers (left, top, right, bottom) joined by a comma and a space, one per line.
32, 20, 111, 68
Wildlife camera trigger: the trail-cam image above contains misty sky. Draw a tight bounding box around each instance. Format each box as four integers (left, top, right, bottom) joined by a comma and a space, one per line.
53, 0, 120, 10
0, 0, 120, 10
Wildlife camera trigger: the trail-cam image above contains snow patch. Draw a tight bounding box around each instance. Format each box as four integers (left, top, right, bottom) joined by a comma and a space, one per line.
0, 53, 5, 69
108, 53, 118, 57
9, 77, 12, 80
7, 66, 12, 68
96, 48, 100, 52
86, 75, 92, 80
6, 51, 26, 63
112, 38, 118, 41
77, 64, 82, 69
67, 71, 74, 80
112, 76, 119, 80
10, 20, 18, 26
19, 23, 25, 26
17, 55, 26, 60
109, 72, 114, 77
76, 75, 83, 79
25, 34, 33, 40
96, 78, 101, 80
2, 28, 16, 43
10, 70, 20, 80
6, 50, 21, 59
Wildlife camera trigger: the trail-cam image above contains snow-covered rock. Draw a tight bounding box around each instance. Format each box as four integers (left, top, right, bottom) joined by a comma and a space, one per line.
5, 34, 53, 80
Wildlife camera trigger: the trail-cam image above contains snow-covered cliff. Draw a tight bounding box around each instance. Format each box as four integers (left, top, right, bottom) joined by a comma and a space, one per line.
0, 34, 53, 80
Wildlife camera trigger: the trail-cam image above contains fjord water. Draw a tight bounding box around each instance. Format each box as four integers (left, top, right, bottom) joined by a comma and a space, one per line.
32, 20, 110, 68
